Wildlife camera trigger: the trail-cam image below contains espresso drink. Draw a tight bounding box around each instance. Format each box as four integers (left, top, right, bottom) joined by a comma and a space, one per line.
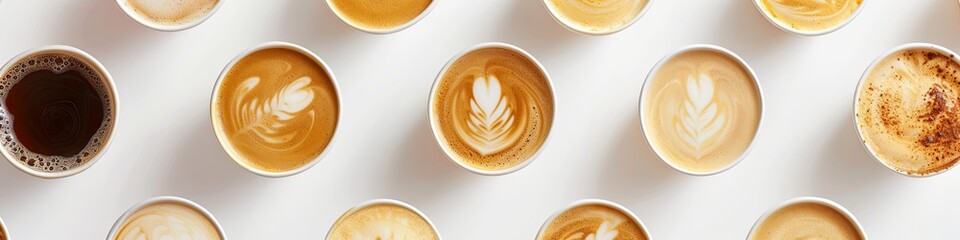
856, 49, 960, 176
758, 0, 862, 32
642, 48, 761, 174
545, 0, 650, 33
752, 202, 863, 240
431, 47, 554, 172
328, 203, 439, 240
113, 202, 222, 240
328, 0, 433, 31
539, 204, 647, 240
122, 0, 219, 26
213, 47, 339, 173
0, 52, 113, 173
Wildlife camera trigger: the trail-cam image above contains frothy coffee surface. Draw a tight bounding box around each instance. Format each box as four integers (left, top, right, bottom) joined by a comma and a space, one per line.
0, 53, 113, 173
752, 202, 863, 240
123, 0, 219, 26
642, 49, 761, 174
328, 0, 433, 31
432, 47, 554, 171
113, 202, 222, 240
539, 204, 647, 240
328, 203, 439, 240
213, 48, 339, 173
759, 0, 862, 32
545, 0, 649, 33
856, 49, 960, 176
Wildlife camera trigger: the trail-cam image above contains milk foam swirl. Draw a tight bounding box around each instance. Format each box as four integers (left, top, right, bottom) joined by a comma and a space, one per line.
538, 204, 646, 240
546, 0, 649, 33
327, 204, 438, 240
856, 49, 960, 175
759, 0, 862, 32
113, 202, 221, 240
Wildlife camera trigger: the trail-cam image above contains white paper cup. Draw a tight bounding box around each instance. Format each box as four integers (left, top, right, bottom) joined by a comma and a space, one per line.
541, 0, 655, 36
428, 42, 556, 176
115, 0, 225, 32
325, 199, 442, 240
853, 43, 960, 178
746, 197, 866, 239
638, 44, 764, 176
0, 45, 118, 179
210, 41, 342, 178
752, 0, 866, 36
106, 196, 226, 240
536, 199, 652, 239
325, 0, 439, 34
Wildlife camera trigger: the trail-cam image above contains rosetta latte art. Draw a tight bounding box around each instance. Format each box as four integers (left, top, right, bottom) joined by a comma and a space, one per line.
231, 76, 315, 147
457, 75, 519, 155
675, 74, 725, 159
759, 0, 862, 32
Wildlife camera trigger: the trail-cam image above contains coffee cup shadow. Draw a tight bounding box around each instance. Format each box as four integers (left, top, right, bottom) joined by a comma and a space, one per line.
596, 114, 687, 200
910, 1, 960, 45
280, 0, 361, 43
498, 0, 583, 55
383, 116, 475, 204
54, 0, 158, 59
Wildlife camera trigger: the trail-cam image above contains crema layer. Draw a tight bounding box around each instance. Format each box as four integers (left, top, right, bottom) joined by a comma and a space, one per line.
752, 203, 862, 240
328, 204, 438, 240
539, 204, 647, 240
759, 0, 862, 32
124, 0, 219, 26
328, 0, 433, 31
546, 0, 649, 33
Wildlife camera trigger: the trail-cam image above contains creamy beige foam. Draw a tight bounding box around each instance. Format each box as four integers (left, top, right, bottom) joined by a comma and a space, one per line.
123, 0, 219, 26
328, 0, 433, 31
545, 0, 649, 33
752, 202, 863, 240
642, 49, 761, 174
113, 202, 221, 240
856, 49, 960, 176
432, 47, 554, 171
328, 203, 438, 240
213, 48, 339, 173
539, 204, 647, 240
759, 0, 862, 32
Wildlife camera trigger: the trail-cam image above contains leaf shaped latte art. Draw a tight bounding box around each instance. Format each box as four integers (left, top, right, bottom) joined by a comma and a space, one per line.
456, 74, 517, 155
585, 221, 619, 240
231, 76, 316, 147
674, 73, 725, 159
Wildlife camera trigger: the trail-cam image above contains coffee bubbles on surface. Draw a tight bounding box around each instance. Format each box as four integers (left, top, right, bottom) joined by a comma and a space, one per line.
430, 44, 555, 174
641, 46, 762, 175
327, 0, 434, 32
0, 49, 115, 176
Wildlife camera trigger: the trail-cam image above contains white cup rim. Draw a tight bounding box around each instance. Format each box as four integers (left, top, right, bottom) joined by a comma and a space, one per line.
106, 196, 227, 240
535, 199, 652, 239
0, 45, 119, 179
115, 0, 225, 32
540, 0, 655, 36
210, 41, 342, 178
746, 197, 866, 239
324, 199, 442, 240
751, 0, 867, 36
853, 42, 960, 178
427, 42, 557, 176
638, 44, 765, 176
324, 0, 439, 35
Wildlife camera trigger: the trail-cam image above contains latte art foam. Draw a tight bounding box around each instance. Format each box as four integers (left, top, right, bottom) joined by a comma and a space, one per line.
642, 49, 761, 174
213, 48, 339, 173
752, 203, 863, 240
432, 47, 554, 171
328, 0, 433, 31
856, 49, 960, 176
546, 0, 649, 33
0, 53, 113, 173
759, 0, 862, 32
113, 202, 222, 240
328, 203, 438, 240
123, 0, 219, 26
539, 204, 647, 240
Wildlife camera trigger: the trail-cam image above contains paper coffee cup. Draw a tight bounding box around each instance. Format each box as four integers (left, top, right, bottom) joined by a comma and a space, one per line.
106, 196, 226, 240
536, 199, 652, 240
747, 197, 866, 239
211, 41, 342, 178
541, 0, 655, 36
752, 0, 867, 36
0, 45, 118, 179
115, 0, 225, 32
325, 0, 439, 34
325, 199, 442, 240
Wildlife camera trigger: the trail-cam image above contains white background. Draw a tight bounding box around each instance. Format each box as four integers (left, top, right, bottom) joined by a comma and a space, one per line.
0, 0, 958, 239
